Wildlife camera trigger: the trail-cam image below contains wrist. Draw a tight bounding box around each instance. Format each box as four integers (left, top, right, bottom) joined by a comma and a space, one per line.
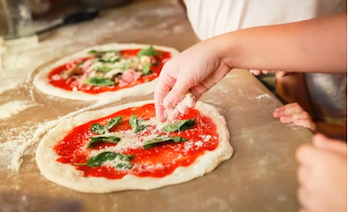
201, 34, 235, 70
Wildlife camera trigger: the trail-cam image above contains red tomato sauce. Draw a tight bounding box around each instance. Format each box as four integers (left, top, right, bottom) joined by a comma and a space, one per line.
54, 103, 219, 179
48, 49, 171, 94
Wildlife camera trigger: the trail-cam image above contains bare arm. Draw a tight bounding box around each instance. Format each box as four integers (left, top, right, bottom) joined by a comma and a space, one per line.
155, 13, 347, 120
218, 13, 347, 73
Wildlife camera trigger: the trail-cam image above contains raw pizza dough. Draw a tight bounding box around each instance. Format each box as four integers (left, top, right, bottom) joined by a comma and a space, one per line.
35, 100, 233, 193
33, 43, 179, 101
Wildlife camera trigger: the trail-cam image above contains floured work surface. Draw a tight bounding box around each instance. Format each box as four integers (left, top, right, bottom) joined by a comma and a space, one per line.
0, 0, 312, 211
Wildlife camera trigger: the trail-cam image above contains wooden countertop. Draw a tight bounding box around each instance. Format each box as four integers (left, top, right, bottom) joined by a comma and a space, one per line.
0, 0, 312, 211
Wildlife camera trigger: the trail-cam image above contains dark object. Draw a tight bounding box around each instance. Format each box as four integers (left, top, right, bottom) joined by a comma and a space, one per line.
36, 7, 99, 34
63, 7, 99, 25
78, 0, 131, 9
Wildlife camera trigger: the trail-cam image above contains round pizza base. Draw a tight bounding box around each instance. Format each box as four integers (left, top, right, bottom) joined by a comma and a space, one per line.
33, 43, 179, 101
35, 100, 233, 193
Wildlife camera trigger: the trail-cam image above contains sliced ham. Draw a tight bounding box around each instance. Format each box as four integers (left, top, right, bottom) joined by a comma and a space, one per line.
119, 70, 142, 87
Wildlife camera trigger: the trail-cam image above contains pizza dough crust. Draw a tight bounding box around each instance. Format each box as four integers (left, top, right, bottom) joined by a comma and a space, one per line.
33, 43, 179, 101
35, 100, 233, 193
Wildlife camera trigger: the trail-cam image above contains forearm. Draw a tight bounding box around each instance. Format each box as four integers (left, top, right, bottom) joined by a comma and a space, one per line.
215, 13, 347, 73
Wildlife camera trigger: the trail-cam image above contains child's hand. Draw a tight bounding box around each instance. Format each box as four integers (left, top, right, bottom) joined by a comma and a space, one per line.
273, 103, 316, 131
296, 134, 347, 212
155, 40, 232, 121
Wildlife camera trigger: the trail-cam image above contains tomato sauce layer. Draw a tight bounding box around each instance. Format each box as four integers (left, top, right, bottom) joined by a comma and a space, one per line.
48, 49, 171, 94
54, 104, 219, 179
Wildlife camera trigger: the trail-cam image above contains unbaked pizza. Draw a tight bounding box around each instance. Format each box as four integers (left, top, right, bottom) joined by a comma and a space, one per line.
34, 44, 179, 101
36, 100, 233, 193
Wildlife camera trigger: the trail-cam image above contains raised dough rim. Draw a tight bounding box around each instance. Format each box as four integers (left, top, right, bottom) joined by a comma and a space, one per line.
35, 100, 233, 193
33, 43, 179, 101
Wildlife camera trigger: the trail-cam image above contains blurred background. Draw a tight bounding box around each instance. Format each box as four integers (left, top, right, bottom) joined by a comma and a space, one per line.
0, 0, 139, 39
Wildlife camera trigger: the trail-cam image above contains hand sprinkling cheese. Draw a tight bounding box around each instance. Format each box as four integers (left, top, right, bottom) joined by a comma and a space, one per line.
163, 93, 195, 122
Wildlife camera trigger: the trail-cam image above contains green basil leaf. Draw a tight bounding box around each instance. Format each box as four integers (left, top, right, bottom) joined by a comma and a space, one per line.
142, 63, 151, 75
88, 50, 120, 57
88, 136, 120, 149
79, 151, 134, 168
129, 115, 147, 133
137, 45, 161, 58
163, 118, 196, 132
105, 116, 123, 131
91, 123, 106, 135
96, 66, 112, 72
83, 76, 115, 86
143, 136, 187, 149
121, 62, 130, 71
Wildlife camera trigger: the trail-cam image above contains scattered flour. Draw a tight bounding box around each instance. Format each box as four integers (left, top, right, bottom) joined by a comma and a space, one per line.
1, 96, 134, 171
0, 100, 36, 120
255, 94, 271, 100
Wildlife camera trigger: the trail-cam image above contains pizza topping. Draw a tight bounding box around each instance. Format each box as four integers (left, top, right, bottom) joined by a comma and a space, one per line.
60, 60, 84, 79
91, 123, 106, 134
91, 116, 123, 134
88, 49, 121, 59
143, 136, 187, 149
54, 103, 219, 179
163, 118, 196, 132
76, 151, 134, 170
105, 116, 123, 131
88, 136, 121, 149
129, 115, 147, 133
83, 76, 115, 87
48, 47, 172, 94
137, 45, 161, 58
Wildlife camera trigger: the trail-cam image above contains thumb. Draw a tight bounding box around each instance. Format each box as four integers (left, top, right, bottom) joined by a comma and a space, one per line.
163, 77, 191, 109
313, 133, 347, 156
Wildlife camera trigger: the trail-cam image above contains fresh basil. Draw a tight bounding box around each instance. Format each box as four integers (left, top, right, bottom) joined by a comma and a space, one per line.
163, 118, 196, 132
129, 115, 147, 133
121, 62, 130, 71
142, 63, 151, 75
143, 136, 187, 149
105, 116, 123, 131
96, 66, 112, 72
90, 115, 123, 139
76, 151, 134, 168
91, 123, 106, 135
137, 45, 161, 58
83, 76, 115, 86
88, 136, 120, 148
88, 49, 120, 57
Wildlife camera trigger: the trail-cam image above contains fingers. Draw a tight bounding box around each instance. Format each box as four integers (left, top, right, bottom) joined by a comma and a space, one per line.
279, 111, 311, 123
273, 103, 316, 131
276, 71, 286, 78
155, 62, 178, 122
163, 77, 192, 109
249, 69, 270, 75
273, 103, 302, 117
297, 164, 312, 185
250, 69, 262, 75
297, 187, 313, 212
313, 134, 347, 156
293, 119, 317, 131
249, 69, 286, 76
296, 144, 322, 166
155, 79, 172, 122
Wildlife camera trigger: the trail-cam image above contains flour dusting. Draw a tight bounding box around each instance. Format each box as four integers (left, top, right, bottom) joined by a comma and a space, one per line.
255, 94, 271, 100
0, 100, 36, 120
